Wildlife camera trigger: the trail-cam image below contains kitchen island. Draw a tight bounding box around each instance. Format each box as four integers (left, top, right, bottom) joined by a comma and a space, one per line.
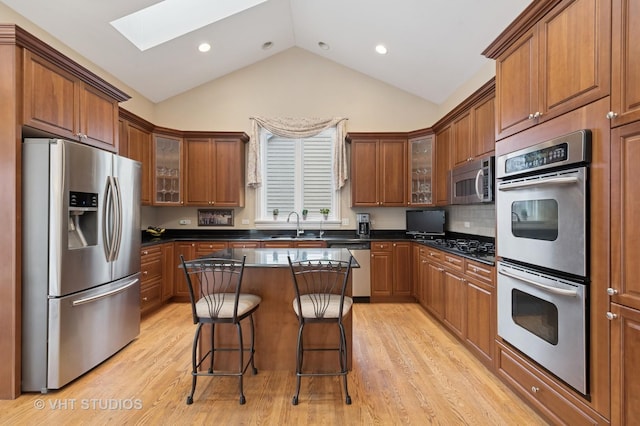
190, 248, 356, 371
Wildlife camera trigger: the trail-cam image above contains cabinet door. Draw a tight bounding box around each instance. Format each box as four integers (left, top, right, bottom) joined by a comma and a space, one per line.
539, 0, 610, 119
154, 134, 183, 205
443, 270, 466, 339
351, 139, 379, 206
371, 250, 393, 297
408, 136, 434, 206
23, 50, 77, 139
452, 111, 472, 166
79, 83, 118, 148
125, 123, 153, 205
466, 279, 494, 364
611, 122, 640, 311
174, 242, 196, 298
185, 138, 213, 205
472, 95, 495, 158
392, 242, 412, 296
379, 139, 407, 206
212, 138, 245, 207
161, 243, 175, 302
418, 254, 430, 308
610, 303, 640, 426
425, 262, 445, 318
495, 27, 538, 140
434, 125, 451, 206
611, 0, 640, 126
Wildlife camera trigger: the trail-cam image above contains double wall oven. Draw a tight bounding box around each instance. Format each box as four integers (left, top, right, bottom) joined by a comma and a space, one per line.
496, 129, 591, 395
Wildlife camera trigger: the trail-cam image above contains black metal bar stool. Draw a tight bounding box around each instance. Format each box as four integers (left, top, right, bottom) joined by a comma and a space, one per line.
287, 256, 353, 405
180, 255, 261, 405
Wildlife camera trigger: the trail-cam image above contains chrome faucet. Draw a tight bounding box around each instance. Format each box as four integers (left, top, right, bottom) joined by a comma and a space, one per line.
287, 211, 304, 237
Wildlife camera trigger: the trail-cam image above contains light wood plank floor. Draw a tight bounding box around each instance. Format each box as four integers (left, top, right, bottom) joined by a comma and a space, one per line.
0, 303, 548, 425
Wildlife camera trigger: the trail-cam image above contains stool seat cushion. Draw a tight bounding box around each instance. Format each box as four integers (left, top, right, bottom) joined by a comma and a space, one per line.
196, 293, 261, 319
293, 294, 353, 319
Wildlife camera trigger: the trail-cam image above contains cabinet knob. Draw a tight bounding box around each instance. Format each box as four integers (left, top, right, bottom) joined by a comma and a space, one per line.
142, 250, 148, 255
142, 271, 148, 275
606, 312, 618, 320
528, 113, 535, 120
606, 111, 618, 119
607, 287, 618, 296
533, 111, 542, 119
142, 297, 148, 302
531, 386, 539, 394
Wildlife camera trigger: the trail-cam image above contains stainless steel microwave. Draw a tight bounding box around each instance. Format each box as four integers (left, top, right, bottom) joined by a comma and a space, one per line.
449, 155, 494, 204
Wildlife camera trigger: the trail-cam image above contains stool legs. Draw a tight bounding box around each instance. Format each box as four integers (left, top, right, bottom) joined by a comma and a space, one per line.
339, 322, 352, 405
292, 323, 305, 405
186, 323, 203, 405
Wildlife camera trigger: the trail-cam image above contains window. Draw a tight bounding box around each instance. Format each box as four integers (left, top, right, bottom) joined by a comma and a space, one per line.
257, 128, 338, 222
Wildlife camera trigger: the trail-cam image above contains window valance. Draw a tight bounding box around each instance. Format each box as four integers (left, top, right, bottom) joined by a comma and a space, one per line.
247, 116, 348, 189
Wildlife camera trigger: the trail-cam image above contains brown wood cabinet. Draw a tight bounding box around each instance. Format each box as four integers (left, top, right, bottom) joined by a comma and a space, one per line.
119, 118, 153, 205
173, 242, 196, 300
349, 134, 407, 206
407, 132, 435, 206
184, 136, 246, 207
23, 50, 122, 150
370, 241, 413, 301
452, 93, 496, 166
452, 110, 473, 166
153, 132, 183, 206
486, 0, 611, 140
610, 0, 640, 127
140, 245, 163, 314
434, 125, 452, 206
161, 243, 174, 302
610, 303, 640, 426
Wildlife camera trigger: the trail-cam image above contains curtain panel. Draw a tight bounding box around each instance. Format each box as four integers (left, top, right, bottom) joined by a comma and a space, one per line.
247, 117, 348, 189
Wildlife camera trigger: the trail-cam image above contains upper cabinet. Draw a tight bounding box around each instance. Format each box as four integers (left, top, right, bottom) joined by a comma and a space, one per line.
119, 110, 154, 206
349, 134, 407, 207
434, 125, 452, 206
154, 133, 183, 206
610, 0, 640, 127
407, 133, 434, 206
22, 49, 129, 150
184, 134, 247, 207
485, 0, 611, 140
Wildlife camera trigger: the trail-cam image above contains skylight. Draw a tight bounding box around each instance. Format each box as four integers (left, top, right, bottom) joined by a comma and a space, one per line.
110, 0, 268, 51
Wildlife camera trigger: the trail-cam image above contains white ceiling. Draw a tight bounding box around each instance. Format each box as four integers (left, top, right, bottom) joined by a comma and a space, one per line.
1, 0, 531, 104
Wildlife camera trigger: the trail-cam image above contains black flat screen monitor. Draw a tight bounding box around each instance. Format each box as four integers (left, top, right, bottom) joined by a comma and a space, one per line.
406, 209, 446, 237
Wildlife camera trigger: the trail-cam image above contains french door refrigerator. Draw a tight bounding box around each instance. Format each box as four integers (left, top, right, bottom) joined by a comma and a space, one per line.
22, 138, 141, 392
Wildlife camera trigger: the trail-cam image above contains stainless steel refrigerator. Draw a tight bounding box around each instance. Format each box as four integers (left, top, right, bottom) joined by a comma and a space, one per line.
22, 138, 141, 392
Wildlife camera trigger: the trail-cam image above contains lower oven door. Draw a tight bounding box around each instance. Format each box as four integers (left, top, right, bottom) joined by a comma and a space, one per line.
496, 167, 587, 277
497, 261, 587, 394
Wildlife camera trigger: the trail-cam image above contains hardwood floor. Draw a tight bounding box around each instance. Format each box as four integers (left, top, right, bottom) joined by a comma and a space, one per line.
0, 303, 548, 425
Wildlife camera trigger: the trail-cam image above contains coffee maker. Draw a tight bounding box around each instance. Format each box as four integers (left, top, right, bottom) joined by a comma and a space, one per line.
356, 213, 371, 239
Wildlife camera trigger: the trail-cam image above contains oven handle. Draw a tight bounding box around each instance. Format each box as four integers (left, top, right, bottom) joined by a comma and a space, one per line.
498, 268, 578, 297
498, 176, 579, 191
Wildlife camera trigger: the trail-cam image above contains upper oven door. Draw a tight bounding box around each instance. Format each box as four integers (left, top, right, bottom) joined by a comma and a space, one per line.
496, 167, 587, 277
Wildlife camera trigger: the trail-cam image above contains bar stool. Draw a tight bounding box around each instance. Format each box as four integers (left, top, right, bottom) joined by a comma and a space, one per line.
287, 256, 353, 405
180, 255, 261, 405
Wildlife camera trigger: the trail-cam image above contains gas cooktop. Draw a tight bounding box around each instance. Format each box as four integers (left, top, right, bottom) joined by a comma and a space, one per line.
418, 236, 495, 263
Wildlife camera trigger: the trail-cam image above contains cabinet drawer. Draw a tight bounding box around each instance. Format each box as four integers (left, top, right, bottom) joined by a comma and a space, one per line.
140, 281, 162, 313
141, 245, 161, 259
497, 343, 601, 425
195, 241, 228, 256
228, 241, 261, 248
371, 242, 392, 251
420, 246, 443, 262
442, 254, 463, 272
141, 256, 162, 283
464, 259, 494, 285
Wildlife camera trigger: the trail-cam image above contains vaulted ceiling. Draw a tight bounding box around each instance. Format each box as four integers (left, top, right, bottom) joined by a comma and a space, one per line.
0, 0, 531, 104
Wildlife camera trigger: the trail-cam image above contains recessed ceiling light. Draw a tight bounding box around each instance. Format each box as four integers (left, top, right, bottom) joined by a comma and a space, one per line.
198, 42, 211, 53
375, 44, 388, 55
318, 41, 330, 50
262, 41, 273, 50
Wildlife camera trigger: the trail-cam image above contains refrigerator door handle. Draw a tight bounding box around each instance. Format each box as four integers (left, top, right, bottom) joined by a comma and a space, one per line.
102, 176, 119, 262
71, 278, 139, 306
102, 177, 113, 261
111, 176, 123, 261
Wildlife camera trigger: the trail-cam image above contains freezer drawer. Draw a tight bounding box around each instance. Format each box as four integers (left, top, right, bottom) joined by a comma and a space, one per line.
22, 275, 141, 392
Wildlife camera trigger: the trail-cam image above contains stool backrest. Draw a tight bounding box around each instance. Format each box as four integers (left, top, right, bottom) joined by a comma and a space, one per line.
180, 255, 246, 323
288, 257, 352, 319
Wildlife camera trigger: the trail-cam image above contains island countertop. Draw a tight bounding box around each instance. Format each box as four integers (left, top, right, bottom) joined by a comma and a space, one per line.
207, 247, 360, 268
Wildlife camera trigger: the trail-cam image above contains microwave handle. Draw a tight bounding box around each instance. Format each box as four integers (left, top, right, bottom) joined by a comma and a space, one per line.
475, 169, 484, 199
498, 176, 579, 191
498, 268, 578, 297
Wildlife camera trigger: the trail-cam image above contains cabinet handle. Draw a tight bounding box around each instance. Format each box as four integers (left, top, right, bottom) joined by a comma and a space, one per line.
606, 312, 618, 320
606, 111, 618, 119
438, 267, 444, 272
142, 271, 148, 275
607, 287, 618, 296
142, 297, 148, 302
531, 386, 539, 394
528, 113, 535, 120
533, 111, 542, 119
142, 250, 148, 255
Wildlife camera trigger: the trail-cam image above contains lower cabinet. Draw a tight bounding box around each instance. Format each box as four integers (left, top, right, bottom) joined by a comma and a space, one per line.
140, 245, 163, 314
173, 242, 196, 300
610, 302, 640, 426
161, 243, 174, 302
371, 241, 413, 301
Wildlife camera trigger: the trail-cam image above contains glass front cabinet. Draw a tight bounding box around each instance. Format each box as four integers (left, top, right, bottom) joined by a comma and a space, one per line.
153, 134, 183, 205
408, 135, 434, 206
